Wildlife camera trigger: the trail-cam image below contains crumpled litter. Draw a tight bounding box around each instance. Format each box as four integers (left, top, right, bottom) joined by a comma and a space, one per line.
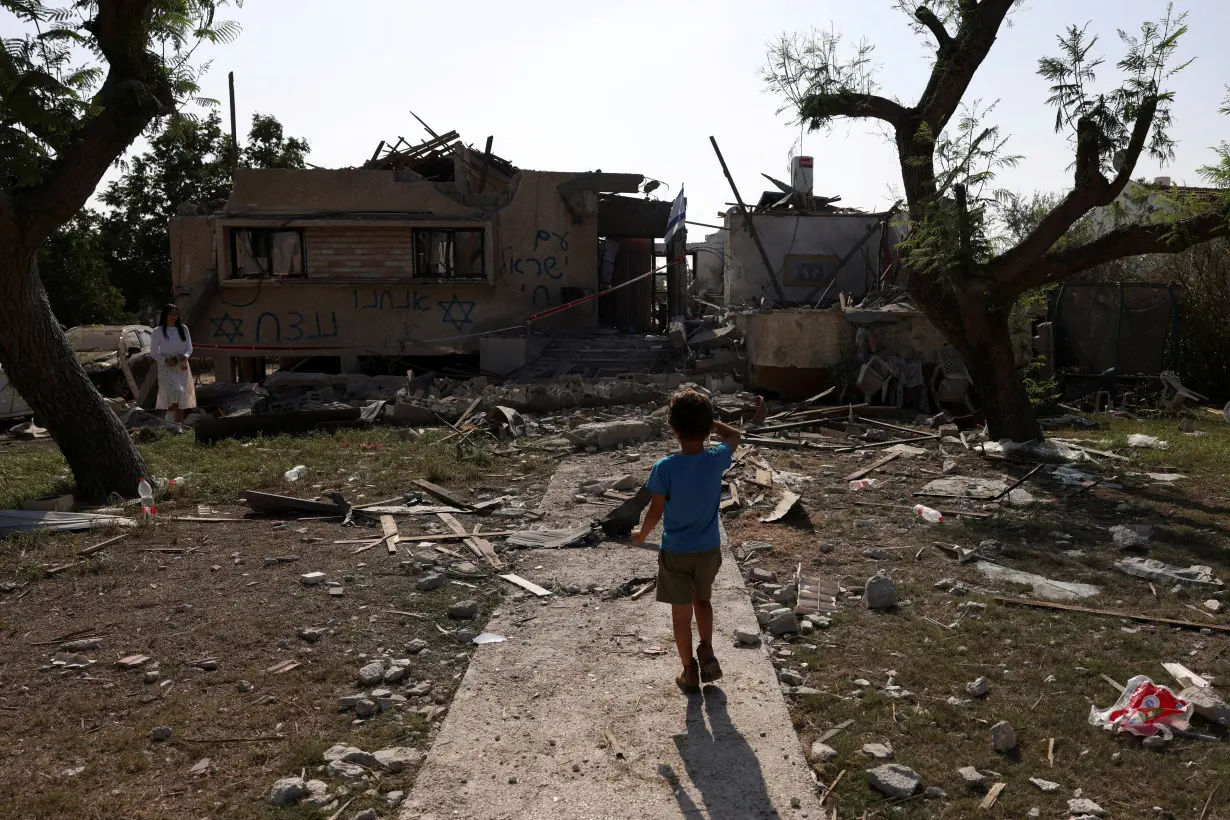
472, 632, 506, 645
981, 439, 1089, 463
1089, 675, 1191, 741
1127, 434, 1169, 450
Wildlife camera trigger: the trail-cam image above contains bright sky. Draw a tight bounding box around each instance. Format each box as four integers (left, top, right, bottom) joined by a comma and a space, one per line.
17, 1, 1230, 224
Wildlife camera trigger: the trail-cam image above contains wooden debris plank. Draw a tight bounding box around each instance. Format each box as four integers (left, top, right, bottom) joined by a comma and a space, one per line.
240, 490, 348, 516
760, 491, 801, 523
453, 395, 483, 429
629, 580, 656, 600
1162, 662, 1210, 689
834, 435, 937, 453
500, 573, 551, 597
335, 530, 512, 545
349, 539, 383, 555
1048, 738, 1055, 767
433, 545, 466, 559
265, 659, 300, 674
604, 730, 627, 761
1101, 674, 1125, 693
78, 533, 130, 557
45, 561, 83, 577
817, 719, 853, 744
412, 479, 472, 510
379, 515, 400, 555
843, 452, 900, 482
993, 596, 1230, 633
437, 512, 502, 569
851, 500, 993, 519
854, 417, 935, 438
980, 782, 1006, 810
720, 482, 740, 511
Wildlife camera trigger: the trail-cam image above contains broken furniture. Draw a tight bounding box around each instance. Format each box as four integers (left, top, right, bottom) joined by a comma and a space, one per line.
930, 348, 974, 412
856, 356, 898, 405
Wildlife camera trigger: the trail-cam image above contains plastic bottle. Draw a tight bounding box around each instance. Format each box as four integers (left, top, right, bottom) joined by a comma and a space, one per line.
284, 465, 307, 482
137, 478, 157, 516
913, 504, 944, 523
848, 479, 882, 491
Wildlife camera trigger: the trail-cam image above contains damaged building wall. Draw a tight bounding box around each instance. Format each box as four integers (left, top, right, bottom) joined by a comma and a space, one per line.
736, 309, 952, 399
722, 210, 895, 306
173, 168, 599, 367
691, 231, 725, 300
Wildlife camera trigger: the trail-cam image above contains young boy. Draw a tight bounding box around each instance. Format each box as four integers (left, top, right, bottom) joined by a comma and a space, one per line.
632, 388, 743, 693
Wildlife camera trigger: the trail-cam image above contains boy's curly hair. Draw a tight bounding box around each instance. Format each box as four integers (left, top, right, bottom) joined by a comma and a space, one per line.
668, 388, 713, 440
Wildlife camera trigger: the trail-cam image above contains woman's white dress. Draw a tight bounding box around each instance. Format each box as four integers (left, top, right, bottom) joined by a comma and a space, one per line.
150, 325, 196, 410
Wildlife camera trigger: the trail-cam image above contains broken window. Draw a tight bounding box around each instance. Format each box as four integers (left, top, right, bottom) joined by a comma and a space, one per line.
412, 228, 485, 280
232, 228, 306, 278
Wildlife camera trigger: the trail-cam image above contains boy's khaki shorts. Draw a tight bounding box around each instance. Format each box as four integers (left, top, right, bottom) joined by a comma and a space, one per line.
656, 548, 722, 605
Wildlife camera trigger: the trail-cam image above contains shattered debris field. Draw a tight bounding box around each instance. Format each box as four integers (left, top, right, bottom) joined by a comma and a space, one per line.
1, 407, 1229, 819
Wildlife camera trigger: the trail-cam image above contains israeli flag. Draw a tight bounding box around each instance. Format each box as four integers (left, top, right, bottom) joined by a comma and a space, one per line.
665, 186, 686, 242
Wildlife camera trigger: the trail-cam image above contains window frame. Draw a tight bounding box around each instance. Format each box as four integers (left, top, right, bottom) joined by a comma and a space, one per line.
230, 227, 308, 279
411, 227, 488, 283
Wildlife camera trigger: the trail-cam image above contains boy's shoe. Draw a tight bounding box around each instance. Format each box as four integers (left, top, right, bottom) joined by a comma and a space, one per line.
697, 640, 723, 683
676, 659, 701, 693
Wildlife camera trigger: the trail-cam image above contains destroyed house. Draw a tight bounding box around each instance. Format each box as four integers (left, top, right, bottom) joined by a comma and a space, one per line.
704, 157, 954, 400
170, 131, 672, 381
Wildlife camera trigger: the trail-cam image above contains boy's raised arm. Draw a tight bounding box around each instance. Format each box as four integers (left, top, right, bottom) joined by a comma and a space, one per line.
712, 419, 741, 451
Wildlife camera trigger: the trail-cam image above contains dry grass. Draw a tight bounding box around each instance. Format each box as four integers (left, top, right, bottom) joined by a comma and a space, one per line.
723, 416, 1230, 818
0, 429, 554, 819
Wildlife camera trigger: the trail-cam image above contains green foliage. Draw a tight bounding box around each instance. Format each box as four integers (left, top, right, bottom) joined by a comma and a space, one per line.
1037, 4, 1191, 173
761, 28, 879, 130
0, 0, 243, 196
1197, 88, 1230, 203
1022, 356, 1060, 409
36, 211, 128, 326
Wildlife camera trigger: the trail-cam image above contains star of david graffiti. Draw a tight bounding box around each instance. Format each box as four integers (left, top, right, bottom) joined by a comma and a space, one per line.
210, 313, 244, 343
437, 294, 476, 332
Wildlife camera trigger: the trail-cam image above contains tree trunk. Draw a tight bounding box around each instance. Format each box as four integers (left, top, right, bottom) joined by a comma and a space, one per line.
0, 238, 149, 501
909, 273, 1044, 442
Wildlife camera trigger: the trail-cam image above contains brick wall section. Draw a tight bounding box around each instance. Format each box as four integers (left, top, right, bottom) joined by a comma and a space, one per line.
306, 226, 415, 279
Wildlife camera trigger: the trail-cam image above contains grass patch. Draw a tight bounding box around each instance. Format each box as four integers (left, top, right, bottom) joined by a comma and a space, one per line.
0, 427, 556, 510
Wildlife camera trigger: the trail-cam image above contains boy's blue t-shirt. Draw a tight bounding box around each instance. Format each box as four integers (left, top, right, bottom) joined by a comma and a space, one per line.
645, 440, 733, 553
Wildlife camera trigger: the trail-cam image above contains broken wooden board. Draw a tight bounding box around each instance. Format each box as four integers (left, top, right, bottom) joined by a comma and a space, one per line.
994, 596, 1230, 633
980, 782, 1006, 810
500, 573, 552, 597
240, 491, 350, 517
508, 526, 594, 550
437, 512, 502, 569
265, 659, 300, 674
760, 491, 801, 524
412, 479, 472, 510
843, 452, 900, 482
354, 505, 464, 516
795, 573, 841, 615
379, 515, 400, 555
720, 482, 741, 511
1161, 662, 1211, 690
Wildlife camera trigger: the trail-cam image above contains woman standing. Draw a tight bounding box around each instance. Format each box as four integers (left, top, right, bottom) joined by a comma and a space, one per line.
150, 304, 196, 423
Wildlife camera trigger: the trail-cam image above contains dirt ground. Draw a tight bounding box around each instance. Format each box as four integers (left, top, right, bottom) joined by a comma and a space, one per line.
721, 416, 1230, 818
0, 431, 556, 819
1, 412, 1228, 819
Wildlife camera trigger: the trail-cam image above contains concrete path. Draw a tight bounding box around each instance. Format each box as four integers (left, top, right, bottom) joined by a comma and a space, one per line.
401, 455, 823, 820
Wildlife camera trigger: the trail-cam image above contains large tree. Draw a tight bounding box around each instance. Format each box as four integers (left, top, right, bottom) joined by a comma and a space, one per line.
765, 1, 1229, 440
0, 0, 239, 498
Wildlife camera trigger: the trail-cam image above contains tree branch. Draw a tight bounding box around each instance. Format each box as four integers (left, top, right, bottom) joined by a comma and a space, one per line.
14, 0, 173, 246
914, 6, 953, 52
800, 90, 910, 130
1012, 206, 1229, 293
990, 95, 1159, 284
916, 0, 1017, 133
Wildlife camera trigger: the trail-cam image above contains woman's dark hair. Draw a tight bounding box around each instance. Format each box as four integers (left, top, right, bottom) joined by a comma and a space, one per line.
158, 304, 186, 341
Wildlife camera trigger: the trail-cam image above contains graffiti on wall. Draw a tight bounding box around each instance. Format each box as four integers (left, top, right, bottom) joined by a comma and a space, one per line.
500, 229, 569, 305
207, 293, 479, 345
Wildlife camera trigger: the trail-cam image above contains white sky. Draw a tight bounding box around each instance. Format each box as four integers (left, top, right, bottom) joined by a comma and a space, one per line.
12, 0, 1230, 224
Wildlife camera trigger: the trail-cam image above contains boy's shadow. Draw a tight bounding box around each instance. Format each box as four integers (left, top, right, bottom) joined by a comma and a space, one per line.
658, 687, 780, 819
